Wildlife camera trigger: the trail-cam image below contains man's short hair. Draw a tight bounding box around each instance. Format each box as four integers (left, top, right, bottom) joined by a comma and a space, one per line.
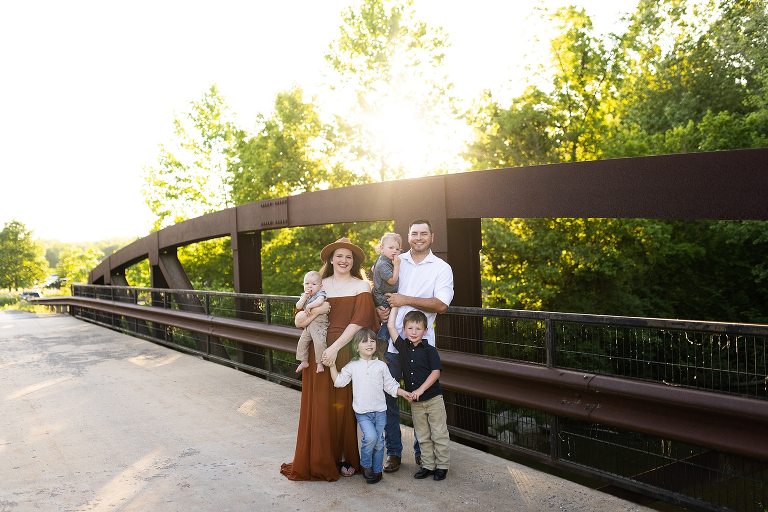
409, 219, 432, 233
403, 309, 428, 328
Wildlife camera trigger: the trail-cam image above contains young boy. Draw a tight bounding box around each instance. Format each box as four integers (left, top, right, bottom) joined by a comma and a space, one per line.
387, 310, 450, 481
294, 270, 328, 373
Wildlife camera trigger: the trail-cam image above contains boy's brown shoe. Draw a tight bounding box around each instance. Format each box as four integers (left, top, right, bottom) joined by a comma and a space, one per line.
383, 455, 401, 473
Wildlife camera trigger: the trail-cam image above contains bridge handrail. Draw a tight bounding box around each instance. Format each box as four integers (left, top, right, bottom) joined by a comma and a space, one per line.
36, 287, 768, 463
65, 285, 768, 398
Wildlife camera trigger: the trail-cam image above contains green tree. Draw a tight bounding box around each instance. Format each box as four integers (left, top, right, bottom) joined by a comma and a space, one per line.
261, 222, 388, 296
465, 88, 559, 170
465, 6, 615, 168
547, 6, 615, 162
125, 260, 150, 288
56, 247, 105, 285
0, 220, 49, 291
229, 87, 363, 206
177, 238, 233, 291
141, 85, 240, 292
143, 84, 237, 231
606, 0, 768, 155
481, 217, 663, 315
228, 87, 380, 295
325, 0, 465, 180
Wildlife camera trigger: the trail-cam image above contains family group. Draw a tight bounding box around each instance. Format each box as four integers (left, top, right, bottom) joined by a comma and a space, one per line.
280, 219, 454, 485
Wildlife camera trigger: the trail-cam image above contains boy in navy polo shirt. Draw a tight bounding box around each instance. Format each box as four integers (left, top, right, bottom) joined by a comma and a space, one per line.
387, 310, 450, 481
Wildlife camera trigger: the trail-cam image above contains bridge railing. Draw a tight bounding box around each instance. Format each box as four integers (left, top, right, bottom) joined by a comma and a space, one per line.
41, 285, 768, 511
442, 305, 768, 400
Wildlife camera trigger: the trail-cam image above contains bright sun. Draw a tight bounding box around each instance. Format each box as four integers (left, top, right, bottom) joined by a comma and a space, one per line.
360, 93, 471, 180
365, 98, 428, 178
322, 79, 471, 182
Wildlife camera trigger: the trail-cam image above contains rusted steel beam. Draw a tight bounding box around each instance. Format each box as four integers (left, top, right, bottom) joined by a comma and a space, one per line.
36, 295, 768, 462
89, 148, 768, 285
444, 149, 768, 220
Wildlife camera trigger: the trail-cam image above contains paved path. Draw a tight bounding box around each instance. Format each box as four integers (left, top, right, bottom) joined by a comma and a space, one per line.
0, 311, 654, 512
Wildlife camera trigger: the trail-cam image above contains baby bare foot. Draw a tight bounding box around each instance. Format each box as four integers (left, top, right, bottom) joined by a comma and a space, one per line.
316, 363, 325, 373
296, 361, 309, 373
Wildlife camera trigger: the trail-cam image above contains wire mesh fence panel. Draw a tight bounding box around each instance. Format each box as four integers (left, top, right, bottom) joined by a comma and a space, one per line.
445, 394, 553, 456
438, 309, 547, 364
270, 349, 303, 384
557, 419, 768, 511
550, 321, 768, 399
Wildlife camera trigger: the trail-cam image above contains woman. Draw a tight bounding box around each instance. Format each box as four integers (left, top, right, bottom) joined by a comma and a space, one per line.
280, 237, 378, 481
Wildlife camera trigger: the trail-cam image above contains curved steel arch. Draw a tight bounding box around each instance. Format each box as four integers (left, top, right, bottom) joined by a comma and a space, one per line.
90, 148, 768, 307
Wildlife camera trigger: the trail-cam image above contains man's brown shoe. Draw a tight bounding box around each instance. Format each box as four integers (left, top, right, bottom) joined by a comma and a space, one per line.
383, 455, 401, 473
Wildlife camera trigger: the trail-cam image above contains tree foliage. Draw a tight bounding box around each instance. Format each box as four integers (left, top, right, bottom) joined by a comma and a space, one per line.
229, 87, 364, 206
325, 0, 465, 180
125, 259, 150, 288
0, 220, 49, 291
261, 221, 389, 295
56, 247, 105, 285
143, 84, 237, 231
605, 0, 768, 155
178, 239, 234, 291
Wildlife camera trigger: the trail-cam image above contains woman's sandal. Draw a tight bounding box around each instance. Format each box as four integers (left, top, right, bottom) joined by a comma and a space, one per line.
337, 461, 355, 477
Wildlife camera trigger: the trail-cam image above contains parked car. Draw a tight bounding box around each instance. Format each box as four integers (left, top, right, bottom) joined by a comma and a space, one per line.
20, 291, 42, 300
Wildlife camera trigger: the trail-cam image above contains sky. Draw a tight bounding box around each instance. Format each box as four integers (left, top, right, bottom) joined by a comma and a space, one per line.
0, 0, 636, 243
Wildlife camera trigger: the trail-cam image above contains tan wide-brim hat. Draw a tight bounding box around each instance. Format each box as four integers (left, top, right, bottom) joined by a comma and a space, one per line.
320, 237, 365, 263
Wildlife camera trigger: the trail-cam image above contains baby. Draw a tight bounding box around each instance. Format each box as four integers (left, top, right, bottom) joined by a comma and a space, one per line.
294, 271, 329, 373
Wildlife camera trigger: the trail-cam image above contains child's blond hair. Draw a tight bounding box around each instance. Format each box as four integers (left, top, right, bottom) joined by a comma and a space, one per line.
377, 232, 402, 253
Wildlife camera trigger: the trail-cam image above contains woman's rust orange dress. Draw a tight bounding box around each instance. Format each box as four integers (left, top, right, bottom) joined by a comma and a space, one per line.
280, 292, 378, 481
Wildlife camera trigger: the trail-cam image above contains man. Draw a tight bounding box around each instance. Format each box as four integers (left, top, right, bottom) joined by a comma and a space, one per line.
379, 219, 454, 473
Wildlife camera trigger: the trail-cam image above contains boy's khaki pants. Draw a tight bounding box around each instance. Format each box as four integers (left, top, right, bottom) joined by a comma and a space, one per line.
411, 394, 450, 470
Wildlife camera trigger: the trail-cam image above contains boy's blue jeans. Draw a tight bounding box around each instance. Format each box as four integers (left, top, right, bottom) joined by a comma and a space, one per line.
355, 411, 386, 473
384, 351, 420, 459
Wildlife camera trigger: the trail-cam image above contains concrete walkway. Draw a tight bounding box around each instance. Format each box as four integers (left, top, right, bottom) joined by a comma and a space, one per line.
0, 311, 654, 512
